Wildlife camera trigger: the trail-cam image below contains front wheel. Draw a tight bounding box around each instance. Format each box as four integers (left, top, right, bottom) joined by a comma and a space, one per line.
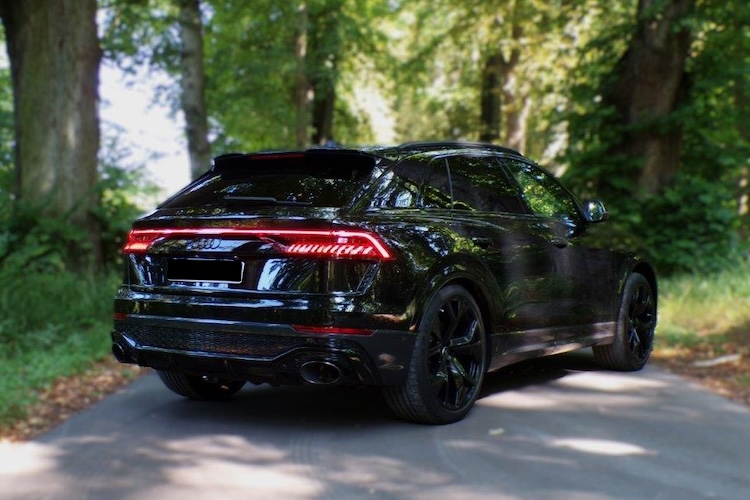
157, 371, 246, 400
594, 273, 656, 371
383, 285, 488, 424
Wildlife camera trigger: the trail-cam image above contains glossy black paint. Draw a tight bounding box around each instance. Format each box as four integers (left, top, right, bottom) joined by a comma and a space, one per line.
112, 142, 656, 396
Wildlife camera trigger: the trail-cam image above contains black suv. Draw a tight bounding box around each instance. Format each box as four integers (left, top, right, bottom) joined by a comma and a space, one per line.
112, 142, 657, 424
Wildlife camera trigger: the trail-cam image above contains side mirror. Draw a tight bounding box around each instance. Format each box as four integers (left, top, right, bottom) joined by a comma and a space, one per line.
583, 199, 610, 223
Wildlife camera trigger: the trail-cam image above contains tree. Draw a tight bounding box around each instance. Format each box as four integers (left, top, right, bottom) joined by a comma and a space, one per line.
0, 0, 102, 269
603, 0, 695, 195
177, 0, 211, 178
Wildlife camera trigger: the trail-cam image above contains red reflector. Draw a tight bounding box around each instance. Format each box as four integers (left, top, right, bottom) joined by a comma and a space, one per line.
122, 228, 393, 259
113, 312, 128, 320
292, 325, 374, 336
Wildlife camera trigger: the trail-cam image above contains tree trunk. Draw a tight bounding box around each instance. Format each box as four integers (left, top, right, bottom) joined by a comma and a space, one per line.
479, 53, 502, 143
177, 0, 211, 179
0, 0, 102, 270
604, 0, 695, 195
294, 2, 311, 149
309, 2, 341, 146
499, 23, 525, 152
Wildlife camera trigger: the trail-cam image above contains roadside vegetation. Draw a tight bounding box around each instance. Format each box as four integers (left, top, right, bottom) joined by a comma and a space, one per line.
654, 265, 750, 405
0, 272, 117, 425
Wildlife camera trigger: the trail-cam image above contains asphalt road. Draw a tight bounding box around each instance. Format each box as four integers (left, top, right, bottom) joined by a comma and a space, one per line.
1, 350, 749, 500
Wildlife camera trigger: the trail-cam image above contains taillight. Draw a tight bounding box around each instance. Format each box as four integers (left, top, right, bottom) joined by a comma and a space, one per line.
122, 228, 393, 260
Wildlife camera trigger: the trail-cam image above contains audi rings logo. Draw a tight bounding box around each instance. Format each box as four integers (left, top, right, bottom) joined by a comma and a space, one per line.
188, 238, 222, 251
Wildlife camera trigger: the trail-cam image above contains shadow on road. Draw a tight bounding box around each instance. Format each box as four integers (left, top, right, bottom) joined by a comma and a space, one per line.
151, 349, 602, 430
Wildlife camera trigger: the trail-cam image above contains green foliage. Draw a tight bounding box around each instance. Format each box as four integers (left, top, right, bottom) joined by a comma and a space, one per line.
658, 261, 750, 345
562, 0, 750, 275
637, 174, 743, 274
0, 271, 117, 423
0, 125, 157, 273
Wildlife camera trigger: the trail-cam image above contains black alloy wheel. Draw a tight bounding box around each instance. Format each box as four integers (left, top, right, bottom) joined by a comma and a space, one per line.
384, 285, 487, 424
157, 370, 246, 400
594, 273, 656, 371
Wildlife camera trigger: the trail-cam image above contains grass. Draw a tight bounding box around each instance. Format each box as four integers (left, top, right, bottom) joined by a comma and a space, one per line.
656, 263, 750, 352
654, 263, 750, 405
0, 270, 119, 424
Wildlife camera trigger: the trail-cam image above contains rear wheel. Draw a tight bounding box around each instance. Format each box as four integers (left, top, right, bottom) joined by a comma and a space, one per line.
157, 370, 246, 400
384, 285, 487, 424
594, 273, 656, 371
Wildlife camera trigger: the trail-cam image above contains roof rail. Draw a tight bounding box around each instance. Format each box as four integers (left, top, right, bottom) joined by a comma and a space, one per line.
396, 141, 521, 156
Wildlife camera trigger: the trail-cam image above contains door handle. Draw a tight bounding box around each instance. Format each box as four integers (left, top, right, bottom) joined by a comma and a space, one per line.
550, 237, 569, 248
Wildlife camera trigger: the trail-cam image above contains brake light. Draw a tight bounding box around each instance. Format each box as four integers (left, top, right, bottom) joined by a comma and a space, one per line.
122, 228, 393, 260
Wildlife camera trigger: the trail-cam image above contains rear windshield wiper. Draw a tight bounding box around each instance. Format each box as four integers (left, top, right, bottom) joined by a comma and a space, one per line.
223, 195, 312, 207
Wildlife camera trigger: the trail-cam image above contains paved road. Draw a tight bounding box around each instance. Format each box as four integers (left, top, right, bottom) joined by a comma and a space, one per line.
1, 351, 749, 500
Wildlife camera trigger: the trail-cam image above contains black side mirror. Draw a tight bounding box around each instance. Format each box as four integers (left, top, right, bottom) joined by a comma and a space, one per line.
583, 199, 610, 223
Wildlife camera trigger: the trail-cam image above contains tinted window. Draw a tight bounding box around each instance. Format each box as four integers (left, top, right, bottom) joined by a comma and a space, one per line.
446, 156, 526, 213
368, 156, 452, 210
504, 159, 579, 219
422, 159, 453, 209
161, 153, 375, 209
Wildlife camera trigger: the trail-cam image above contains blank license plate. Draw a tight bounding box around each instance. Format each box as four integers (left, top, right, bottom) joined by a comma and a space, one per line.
167, 258, 244, 284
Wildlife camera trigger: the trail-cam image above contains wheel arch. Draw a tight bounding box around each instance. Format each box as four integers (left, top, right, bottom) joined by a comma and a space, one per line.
631, 262, 658, 310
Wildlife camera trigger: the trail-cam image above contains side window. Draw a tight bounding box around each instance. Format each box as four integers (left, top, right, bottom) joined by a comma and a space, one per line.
367, 171, 419, 208
421, 159, 453, 209
446, 155, 526, 214
504, 159, 580, 220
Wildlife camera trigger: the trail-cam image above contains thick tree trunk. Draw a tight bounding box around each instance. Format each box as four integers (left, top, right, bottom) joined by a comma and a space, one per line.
309, 3, 341, 146
177, 0, 211, 179
311, 84, 335, 145
0, 0, 102, 269
294, 2, 311, 149
499, 23, 525, 152
479, 53, 502, 143
604, 0, 695, 195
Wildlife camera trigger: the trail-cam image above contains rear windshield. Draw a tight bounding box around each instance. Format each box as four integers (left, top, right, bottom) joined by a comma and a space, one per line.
160, 151, 378, 209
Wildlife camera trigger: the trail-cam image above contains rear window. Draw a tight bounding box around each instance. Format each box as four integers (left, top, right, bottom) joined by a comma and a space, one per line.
160, 151, 378, 209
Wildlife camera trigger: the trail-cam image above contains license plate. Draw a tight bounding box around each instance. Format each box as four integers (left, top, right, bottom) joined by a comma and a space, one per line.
167, 258, 244, 284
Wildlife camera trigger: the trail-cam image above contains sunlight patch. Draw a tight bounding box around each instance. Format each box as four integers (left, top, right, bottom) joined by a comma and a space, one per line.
550, 438, 655, 456
555, 372, 666, 392
478, 392, 558, 410
0, 442, 60, 475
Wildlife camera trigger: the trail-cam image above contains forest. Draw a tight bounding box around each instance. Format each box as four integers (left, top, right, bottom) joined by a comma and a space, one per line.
0, 0, 749, 428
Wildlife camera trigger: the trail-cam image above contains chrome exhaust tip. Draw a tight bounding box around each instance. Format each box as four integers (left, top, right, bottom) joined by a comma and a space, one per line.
299, 361, 343, 385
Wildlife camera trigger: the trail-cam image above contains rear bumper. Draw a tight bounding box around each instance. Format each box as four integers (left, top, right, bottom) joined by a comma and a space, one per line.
111, 315, 415, 386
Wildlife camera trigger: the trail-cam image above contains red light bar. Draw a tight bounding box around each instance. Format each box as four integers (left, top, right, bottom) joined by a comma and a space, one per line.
292, 325, 374, 336
122, 228, 393, 260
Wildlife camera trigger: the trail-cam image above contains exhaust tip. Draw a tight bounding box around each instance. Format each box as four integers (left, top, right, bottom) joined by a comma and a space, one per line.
300, 361, 343, 385
112, 342, 131, 363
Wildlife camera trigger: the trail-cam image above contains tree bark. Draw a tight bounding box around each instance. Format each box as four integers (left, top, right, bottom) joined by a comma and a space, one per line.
0, 0, 102, 269
294, 2, 311, 149
604, 0, 695, 195
309, 2, 341, 146
479, 52, 502, 143
177, 0, 211, 179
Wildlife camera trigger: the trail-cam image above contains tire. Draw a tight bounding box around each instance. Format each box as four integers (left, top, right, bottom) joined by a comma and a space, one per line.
157, 370, 246, 400
593, 273, 656, 371
383, 285, 488, 424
